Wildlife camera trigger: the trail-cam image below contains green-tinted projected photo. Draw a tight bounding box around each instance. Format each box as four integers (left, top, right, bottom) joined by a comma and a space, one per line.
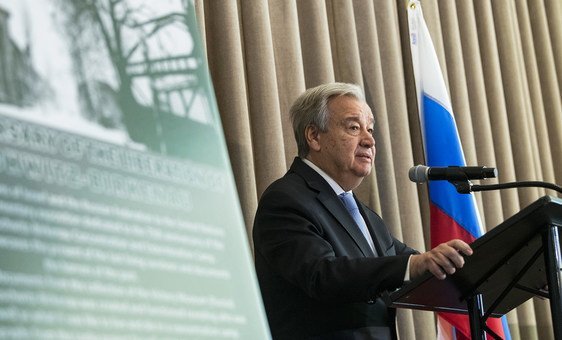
0, 0, 270, 339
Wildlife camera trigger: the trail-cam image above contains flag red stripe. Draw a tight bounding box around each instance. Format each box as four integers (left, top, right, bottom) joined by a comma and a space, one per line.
429, 203, 476, 248
431, 203, 504, 339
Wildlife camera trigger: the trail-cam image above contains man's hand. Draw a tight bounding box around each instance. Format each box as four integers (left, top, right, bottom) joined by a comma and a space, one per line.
409, 239, 473, 280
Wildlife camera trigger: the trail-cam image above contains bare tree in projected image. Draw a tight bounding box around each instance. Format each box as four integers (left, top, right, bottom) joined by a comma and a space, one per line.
53, 0, 220, 164
0, 5, 53, 108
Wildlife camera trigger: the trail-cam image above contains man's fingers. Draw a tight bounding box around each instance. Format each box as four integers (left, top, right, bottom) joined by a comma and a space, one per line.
411, 239, 474, 280
447, 239, 473, 256
432, 244, 466, 267
432, 251, 457, 274
427, 261, 447, 280
440, 247, 465, 268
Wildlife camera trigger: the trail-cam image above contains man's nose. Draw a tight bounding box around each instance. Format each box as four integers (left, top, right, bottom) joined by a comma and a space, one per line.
360, 129, 375, 148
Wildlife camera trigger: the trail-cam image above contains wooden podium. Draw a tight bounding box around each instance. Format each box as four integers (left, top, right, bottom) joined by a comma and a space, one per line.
387, 196, 562, 339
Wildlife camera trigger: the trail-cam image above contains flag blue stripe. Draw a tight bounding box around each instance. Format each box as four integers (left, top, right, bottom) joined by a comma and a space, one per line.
423, 94, 481, 238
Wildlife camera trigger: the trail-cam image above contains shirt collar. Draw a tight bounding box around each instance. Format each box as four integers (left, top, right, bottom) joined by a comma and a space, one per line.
302, 158, 350, 196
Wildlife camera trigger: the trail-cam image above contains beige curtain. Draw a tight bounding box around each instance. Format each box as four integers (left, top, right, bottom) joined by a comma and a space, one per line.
196, 0, 562, 339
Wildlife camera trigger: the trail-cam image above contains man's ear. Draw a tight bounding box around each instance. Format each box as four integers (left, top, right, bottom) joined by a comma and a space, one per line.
305, 124, 321, 152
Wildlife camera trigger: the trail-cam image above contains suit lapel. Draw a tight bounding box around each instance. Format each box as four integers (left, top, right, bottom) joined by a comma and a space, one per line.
290, 158, 376, 257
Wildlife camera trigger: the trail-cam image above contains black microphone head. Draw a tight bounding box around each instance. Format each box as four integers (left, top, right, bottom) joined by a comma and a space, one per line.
408, 165, 429, 183
459, 166, 498, 180
483, 167, 498, 179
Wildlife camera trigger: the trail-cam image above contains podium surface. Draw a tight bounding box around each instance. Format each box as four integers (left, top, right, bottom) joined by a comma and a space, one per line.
388, 195, 562, 337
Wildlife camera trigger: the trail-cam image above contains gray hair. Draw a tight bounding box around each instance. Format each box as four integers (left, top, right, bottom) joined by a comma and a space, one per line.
290, 82, 365, 158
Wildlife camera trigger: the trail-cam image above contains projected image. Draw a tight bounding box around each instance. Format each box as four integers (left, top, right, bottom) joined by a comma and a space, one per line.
0, 0, 271, 339
0, 0, 220, 164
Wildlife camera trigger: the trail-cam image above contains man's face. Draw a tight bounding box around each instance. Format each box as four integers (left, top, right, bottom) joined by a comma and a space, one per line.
308, 95, 376, 190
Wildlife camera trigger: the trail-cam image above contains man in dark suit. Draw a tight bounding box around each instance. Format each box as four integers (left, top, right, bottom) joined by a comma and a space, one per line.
253, 83, 472, 339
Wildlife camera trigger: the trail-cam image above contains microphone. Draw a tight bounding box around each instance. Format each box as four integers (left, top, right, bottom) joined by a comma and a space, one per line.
409, 165, 497, 184
409, 165, 562, 194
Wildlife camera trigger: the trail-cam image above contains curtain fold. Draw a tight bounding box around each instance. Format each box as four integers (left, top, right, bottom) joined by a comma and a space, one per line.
518, 1, 555, 196
527, 1, 562, 186
439, 0, 487, 226
545, 0, 562, 92
456, 0, 504, 232
268, 0, 303, 167
197, 0, 562, 338
514, 1, 547, 197
239, 0, 287, 197
296, 0, 335, 87
202, 1, 258, 234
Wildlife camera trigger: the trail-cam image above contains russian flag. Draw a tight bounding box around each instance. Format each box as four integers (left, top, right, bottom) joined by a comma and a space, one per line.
407, 1, 511, 339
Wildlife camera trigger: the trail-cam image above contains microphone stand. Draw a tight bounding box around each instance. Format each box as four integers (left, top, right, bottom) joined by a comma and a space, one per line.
450, 180, 562, 195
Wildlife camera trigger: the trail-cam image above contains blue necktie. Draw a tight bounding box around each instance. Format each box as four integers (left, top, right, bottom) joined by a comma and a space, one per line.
339, 192, 377, 254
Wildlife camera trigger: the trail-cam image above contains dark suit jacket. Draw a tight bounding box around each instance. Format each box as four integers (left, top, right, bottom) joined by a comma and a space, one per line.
253, 158, 417, 340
